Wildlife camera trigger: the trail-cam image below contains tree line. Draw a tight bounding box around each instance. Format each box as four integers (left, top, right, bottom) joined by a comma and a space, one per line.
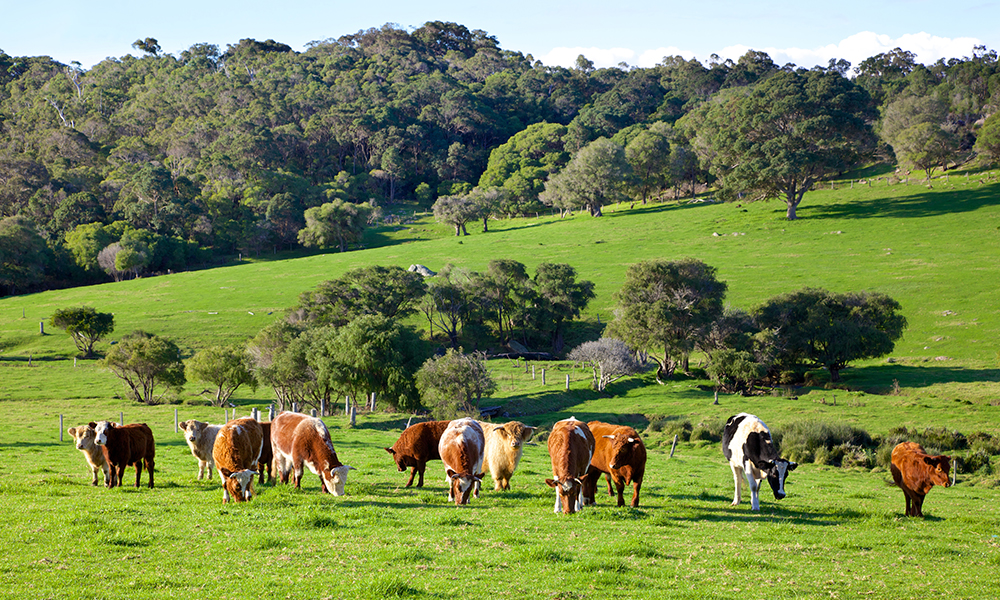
51, 258, 905, 417
3, 24, 999, 295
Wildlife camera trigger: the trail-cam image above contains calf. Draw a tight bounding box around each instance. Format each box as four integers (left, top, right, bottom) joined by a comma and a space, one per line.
545, 417, 595, 514
385, 420, 451, 487
584, 421, 646, 508
478, 420, 536, 491
438, 417, 485, 505
91, 421, 155, 489
212, 417, 263, 503
890, 441, 951, 517
257, 421, 274, 485
178, 419, 222, 480
67, 424, 110, 486
722, 413, 796, 511
271, 411, 355, 495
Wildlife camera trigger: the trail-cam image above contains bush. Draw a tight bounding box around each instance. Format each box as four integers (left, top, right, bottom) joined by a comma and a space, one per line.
773, 421, 874, 466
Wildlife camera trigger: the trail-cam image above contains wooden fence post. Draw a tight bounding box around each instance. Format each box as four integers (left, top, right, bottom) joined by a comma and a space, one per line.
565, 374, 570, 391
119, 412, 124, 426
670, 435, 678, 458
350, 405, 356, 427
542, 369, 546, 385
269, 404, 274, 421
345, 396, 351, 416
59, 414, 63, 442
174, 408, 178, 433
532, 365, 535, 380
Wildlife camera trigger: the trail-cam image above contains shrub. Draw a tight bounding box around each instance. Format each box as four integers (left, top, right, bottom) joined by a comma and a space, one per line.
774, 421, 874, 466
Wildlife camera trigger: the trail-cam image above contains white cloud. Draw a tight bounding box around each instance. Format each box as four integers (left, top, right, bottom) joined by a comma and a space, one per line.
540, 32, 983, 72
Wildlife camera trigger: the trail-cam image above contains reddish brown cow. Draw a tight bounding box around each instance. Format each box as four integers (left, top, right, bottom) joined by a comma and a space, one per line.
257, 421, 273, 485
584, 421, 646, 508
385, 420, 451, 488
545, 417, 595, 514
212, 417, 263, 503
91, 421, 155, 489
438, 418, 485, 505
271, 412, 354, 495
891, 441, 952, 517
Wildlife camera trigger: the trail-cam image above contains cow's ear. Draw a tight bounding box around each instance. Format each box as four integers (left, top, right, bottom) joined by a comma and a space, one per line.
179, 421, 187, 429
474, 473, 484, 481
757, 460, 774, 471
385, 447, 395, 455
88, 422, 97, 429
68, 427, 77, 436
446, 468, 458, 480
545, 478, 558, 488
787, 462, 798, 471
923, 456, 937, 466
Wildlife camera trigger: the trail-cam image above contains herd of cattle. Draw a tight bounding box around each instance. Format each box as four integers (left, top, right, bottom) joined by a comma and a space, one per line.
66, 411, 953, 516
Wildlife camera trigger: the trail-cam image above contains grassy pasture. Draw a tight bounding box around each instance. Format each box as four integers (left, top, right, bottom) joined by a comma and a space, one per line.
1, 169, 1000, 598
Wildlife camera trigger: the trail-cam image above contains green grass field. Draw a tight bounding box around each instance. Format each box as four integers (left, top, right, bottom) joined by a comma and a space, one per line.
1, 169, 1000, 598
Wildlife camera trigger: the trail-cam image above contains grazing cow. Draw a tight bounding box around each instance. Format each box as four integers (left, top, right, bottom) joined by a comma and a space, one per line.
478, 420, 536, 491
178, 419, 223, 480
271, 411, 355, 495
257, 421, 274, 485
67, 424, 110, 486
722, 413, 797, 511
545, 417, 595, 514
890, 441, 951, 517
584, 421, 647, 508
212, 417, 263, 503
438, 418, 485, 505
91, 421, 155, 489
385, 420, 451, 488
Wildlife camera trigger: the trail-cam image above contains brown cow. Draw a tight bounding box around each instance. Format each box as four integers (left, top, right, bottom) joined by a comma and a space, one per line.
257, 421, 274, 485
584, 421, 646, 508
271, 412, 354, 495
212, 417, 263, 503
91, 421, 155, 489
891, 441, 951, 517
67, 424, 110, 486
385, 420, 451, 487
545, 417, 595, 514
438, 418, 485, 505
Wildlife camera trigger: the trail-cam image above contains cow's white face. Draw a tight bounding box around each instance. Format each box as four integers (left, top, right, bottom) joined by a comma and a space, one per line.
70, 426, 98, 451
324, 465, 355, 497
447, 470, 482, 505
546, 477, 584, 514
224, 470, 256, 502
181, 420, 207, 445
764, 459, 798, 499
93, 421, 112, 446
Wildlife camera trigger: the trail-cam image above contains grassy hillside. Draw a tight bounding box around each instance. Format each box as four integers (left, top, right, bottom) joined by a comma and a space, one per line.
3, 169, 1000, 598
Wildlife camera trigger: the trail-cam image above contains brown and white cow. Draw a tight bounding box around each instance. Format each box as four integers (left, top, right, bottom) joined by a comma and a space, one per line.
178, 419, 223, 480
545, 417, 595, 514
584, 421, 646, 508
891, 441, 952, 517
212, 417, 263, 503
67, 424, 110, 486
438, 417, 485, 505
478, 420, 536, 491
385, 420, 451, 488
271, 411, 354, 495
91, 421, 155, 489
257, 421, 274, 485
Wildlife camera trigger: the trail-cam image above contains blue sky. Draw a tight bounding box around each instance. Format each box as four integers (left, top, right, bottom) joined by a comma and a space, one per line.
2, 0, 997, 71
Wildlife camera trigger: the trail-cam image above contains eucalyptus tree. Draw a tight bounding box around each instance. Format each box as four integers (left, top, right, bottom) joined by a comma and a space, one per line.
540, 137, 631, 217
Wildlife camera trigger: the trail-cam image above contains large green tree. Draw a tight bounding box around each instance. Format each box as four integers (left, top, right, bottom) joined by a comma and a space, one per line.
415, 348, 496, 419
696, 70, 876, 220
607, 258, 727, 381
186, 344, 257, 406
50, 306, 115, 358
297, 199, 375, 253
291, 265, 428, 326
540, 137, 632, 217
879, 95, 959, 179
754, 288, 907, 382
102, 330, 187, 404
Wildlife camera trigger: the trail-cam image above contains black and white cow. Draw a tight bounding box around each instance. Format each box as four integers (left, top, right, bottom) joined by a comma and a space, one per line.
722, 413, 797, 511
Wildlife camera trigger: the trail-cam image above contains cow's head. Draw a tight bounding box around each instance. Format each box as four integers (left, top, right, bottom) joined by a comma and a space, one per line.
91, 421, 114, 446
68, 425, 98, 451
447, 468, 483, 505
603, 430, 642, 470
322, 465, 355, 496
546, 476, 584, 514
221, 468, 256, 503
924, 455, 952, 488
759, 458, 797, 499
494, 422, 537, 449
385, 447, 415, 471
179, 420, 208, 445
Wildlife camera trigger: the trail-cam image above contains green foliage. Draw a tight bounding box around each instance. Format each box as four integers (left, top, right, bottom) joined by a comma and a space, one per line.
415, 348, 497, 419
608, 258, 726, 381
975, 112, 1000, 163
297, 199, 375, 253
186, 344, 257, 406
291, 265, 428, 327
0, 215, 54, 295
432, 194, 479, 236
879, 95, 959, 179
773, 421, 875, 467
540, 138, 631, 216
754, 288, 907, 382
49, 306, 114, 358
705, 349, 766, 396
101, 330, 186, 404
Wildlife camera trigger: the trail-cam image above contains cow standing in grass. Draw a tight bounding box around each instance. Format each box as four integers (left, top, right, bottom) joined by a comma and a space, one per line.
478, 420, 536, 491
271, 411, 354, 495
891, 441, 951, 517
178, 419, 222, 480
584, 421, 646, 508
92, 421, 155, 489
212, 417, 263, 503
545, 417, 595, 514
67, 424, 110, 486
722, 413, 796, 511
385, 420, 451, 488
438, 418, 485, 505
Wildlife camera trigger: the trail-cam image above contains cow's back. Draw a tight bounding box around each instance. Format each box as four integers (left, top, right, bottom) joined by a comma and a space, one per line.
271, 411, 310, 457
213, 417, 263, 473
549, 418, 594, 478
439, 418, 485, 475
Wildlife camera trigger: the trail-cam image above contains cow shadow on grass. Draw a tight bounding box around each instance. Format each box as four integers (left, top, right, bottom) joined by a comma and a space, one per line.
664, 500, 867, 527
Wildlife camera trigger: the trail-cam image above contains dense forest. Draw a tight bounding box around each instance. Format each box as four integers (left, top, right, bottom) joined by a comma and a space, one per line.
2, 21, 999, 296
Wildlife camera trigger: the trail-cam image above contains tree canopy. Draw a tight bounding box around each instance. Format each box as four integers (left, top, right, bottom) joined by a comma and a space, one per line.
50, 306, 115, 358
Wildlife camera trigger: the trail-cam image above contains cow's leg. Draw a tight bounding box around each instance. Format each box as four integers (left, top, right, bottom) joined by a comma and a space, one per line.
613, 474, 626, 507
744, 463, 761, 511
912, 492, 924, 517
134, 461, 143, 488
605, 473, 613, 496
405, 466, 417, 487
903, 490, 913, 516
630, 479, 641, 508
90, 465, 99, 486
146, 458, 154, 488
730, 464, 743, 506
197, 460, 205, 480
553, 489, 561, 514
416, 463, 425, 488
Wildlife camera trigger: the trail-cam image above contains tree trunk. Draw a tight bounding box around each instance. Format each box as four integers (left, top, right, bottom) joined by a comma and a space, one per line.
829, 366, 841, 382
482, 217, 489, 233
454, 224, 462, 236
